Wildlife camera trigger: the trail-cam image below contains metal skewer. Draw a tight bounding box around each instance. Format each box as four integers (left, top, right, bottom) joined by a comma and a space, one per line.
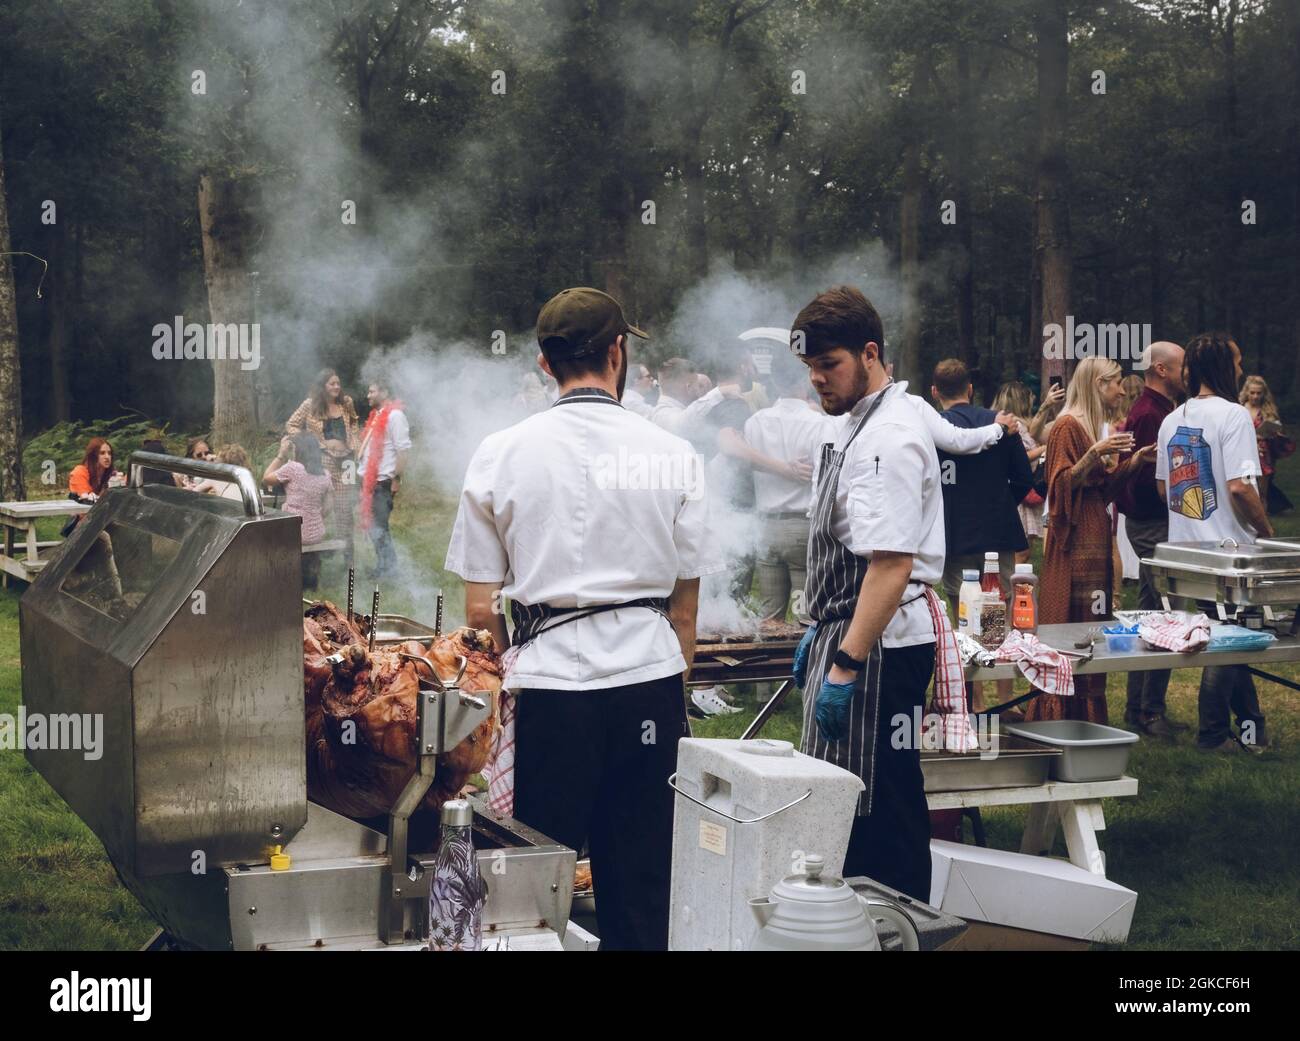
369, 587, 380, 651
346, 567, 355, 624
435, 591, 443, 640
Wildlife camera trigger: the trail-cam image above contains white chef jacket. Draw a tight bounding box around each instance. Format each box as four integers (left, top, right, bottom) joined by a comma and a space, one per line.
743, 398, 832, 514
621, 386, 652, 418
648, 386, 728, 436
828, 384, 947, 648
445, 394, 725, 691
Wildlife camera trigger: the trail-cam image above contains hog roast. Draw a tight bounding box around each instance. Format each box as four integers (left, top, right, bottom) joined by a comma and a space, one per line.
303, 600, 502, 819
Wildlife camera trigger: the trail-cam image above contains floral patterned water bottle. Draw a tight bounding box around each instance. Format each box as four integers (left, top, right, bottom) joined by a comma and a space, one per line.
427, 798, 487, 951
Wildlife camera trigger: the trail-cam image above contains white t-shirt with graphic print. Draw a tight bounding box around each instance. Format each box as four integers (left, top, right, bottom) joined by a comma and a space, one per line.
1155, 395, 1262, 546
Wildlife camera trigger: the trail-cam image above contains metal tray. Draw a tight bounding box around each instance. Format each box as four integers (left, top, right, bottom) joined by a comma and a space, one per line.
1143, 541, 1300, 608
372, 613, 439, 647
1148, 539, 1300, 572
920, 735, 1062, 793
1003, 721, 1138, 783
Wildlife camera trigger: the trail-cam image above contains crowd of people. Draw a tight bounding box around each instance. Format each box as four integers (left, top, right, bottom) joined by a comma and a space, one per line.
54, 279, 1293, 952
65, 370, 411, 588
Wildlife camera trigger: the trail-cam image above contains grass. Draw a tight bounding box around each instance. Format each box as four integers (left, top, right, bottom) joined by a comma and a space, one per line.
1, 448, 1298, 950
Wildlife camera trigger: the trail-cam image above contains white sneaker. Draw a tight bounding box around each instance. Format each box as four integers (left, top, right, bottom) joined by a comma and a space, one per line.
691, 687, 743, 717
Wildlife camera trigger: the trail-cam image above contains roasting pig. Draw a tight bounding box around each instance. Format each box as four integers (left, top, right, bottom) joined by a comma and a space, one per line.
302, 605, 502, 821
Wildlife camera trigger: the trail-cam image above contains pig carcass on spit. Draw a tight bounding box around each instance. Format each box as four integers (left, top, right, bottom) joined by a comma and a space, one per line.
303, 601, 502, 819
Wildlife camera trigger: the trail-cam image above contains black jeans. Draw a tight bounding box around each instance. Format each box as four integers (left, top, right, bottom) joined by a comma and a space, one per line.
842, 641, 934, 903
1198, 665, 1266, 748
368, 480, 396, 574
513, 673, 690, 951
1124, 514, 1172, 716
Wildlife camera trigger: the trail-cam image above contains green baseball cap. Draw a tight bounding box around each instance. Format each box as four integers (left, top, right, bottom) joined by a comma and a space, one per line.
537, 287, 648, 358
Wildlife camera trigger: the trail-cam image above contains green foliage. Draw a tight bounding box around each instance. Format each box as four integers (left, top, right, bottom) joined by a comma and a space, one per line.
20, 417, 194, 498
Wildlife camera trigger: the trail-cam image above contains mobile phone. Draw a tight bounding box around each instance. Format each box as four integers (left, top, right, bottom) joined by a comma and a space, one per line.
1049, 375, 1063, 390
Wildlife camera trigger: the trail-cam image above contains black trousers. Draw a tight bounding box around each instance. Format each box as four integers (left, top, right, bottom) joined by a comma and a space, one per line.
1124, 515, 1172, 716
514, 673, 689, 951
1198, 665, 1266, 748
842, 641, 934, 903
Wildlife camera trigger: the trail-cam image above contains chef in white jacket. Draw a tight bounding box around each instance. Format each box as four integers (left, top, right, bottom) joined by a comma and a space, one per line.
446, 287, 723, 951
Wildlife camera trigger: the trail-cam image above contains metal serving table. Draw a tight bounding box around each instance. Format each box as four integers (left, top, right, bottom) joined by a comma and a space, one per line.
965, 621, 1300, 684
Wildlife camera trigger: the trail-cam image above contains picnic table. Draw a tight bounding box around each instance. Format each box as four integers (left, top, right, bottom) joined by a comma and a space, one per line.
928, 776, 1139, 878
0, 499, 93, 587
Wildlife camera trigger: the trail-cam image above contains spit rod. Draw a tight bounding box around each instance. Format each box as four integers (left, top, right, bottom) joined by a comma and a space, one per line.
435, 591, 444, 640
346, 567, 355, 624
369, 588, 380, 651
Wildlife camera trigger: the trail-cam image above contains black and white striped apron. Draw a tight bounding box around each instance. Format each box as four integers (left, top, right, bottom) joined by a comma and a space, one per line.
801, 382, 897, 815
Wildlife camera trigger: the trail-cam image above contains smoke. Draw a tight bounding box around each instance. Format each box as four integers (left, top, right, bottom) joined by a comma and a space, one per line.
170, 2, 916, 633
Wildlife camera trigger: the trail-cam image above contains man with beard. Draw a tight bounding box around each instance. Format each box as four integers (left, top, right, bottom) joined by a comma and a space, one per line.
446, 287, 722, 949
789, 285, 973, 900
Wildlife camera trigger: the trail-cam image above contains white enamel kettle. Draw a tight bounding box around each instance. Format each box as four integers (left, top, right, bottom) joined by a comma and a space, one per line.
747, 854, 920, 951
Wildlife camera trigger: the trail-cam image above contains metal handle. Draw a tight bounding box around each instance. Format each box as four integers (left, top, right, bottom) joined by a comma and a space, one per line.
666, 773, 812, 824
129, 451, 263, 517
400, 651, 469, 692
1219, 537, 1240, 549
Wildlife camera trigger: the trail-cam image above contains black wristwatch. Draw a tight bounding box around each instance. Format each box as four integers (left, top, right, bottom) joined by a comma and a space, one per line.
833, 649, 865, 673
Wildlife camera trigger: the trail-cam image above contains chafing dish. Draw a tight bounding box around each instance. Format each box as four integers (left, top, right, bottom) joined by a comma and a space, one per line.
1142, 539, 1300, 617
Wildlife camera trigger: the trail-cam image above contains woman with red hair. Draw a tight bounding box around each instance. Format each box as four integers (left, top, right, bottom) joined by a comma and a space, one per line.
69, 438, 124, 501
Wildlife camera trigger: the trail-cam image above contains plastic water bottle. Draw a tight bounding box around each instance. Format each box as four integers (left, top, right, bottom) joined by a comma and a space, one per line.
958, 569, 983, 636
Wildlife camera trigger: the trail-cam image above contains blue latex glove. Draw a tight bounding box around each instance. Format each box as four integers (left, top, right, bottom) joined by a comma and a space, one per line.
793, 623, 817, 688
815, 678, 857, 743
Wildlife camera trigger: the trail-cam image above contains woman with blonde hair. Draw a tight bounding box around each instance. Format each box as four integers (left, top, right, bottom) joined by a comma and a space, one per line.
1240, 375, 1286, 506
1026, 358, 1155, 723
993, 381, 1047, 563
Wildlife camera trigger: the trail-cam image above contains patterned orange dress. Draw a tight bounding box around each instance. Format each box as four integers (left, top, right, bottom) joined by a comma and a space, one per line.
1025, 414, 1146, 723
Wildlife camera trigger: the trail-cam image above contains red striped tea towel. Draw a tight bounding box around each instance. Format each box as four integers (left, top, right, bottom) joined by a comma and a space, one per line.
995, 629, 1074, 697
924, 588, 978, 752
1139, 611, 1211, 652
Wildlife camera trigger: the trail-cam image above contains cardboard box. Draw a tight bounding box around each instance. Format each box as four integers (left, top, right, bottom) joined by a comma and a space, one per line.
930, 839, 1136, 944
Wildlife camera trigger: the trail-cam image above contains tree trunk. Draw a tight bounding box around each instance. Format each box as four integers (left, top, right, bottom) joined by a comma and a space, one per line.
900, 135, 924, 384
899, 50, 931, 385
1028, 203, 1042, 380
1149, 222, 1165, 335
1035, 0, 1072, 390
0, 119, 25, 501
1287, 0, 1300, 400
1222, 0, 1243, 334
954, 40, 976, 367
197, 173, 258, 447
47, 219, 71, 423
